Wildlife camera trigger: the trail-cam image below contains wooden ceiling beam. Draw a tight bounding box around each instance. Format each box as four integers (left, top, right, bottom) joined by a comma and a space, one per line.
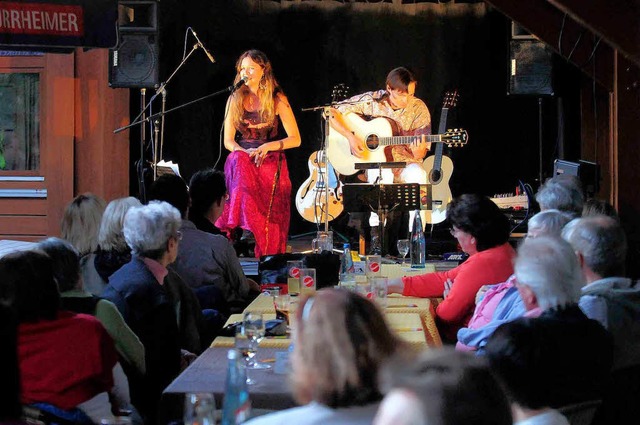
485, 0, 614, 91
546, 0, 640, 69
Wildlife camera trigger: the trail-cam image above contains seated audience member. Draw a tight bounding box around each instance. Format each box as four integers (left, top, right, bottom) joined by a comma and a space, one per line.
535, 175, 583, 218
562, 215, 640, 423
188, 168, 227, 236
0, 250, 121, 424
582, 198, 619, 220
102, 202, 185, 423
245, 289, 405, 425
149, 174, 259, 312
374, 349, 511, 425
85, 197, 143, 295
37, 237, 145, 376
485, 236, 613, 411
388, 194, 515, 342
0, 302, 23, 424
456, 209, 573, 351
61, 194, 107, 295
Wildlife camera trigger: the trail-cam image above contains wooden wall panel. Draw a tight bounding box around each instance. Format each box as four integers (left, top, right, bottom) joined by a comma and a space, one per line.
0, 199, 47, 215
0, 216, 47, 236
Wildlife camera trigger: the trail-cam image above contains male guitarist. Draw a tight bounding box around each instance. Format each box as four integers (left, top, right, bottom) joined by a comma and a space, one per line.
328, 67, 432, 254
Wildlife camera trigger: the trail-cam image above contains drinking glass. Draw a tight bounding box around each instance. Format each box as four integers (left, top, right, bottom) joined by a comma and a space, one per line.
287, 260, 303, 295
234, 326, 257, 385
183, 393, 216, 425
274, 294, 291, 325
365, 255, 382, 278
397, 239, 410, 264
369, 276, 388, 308
243, 311, 271, 370
298, 268, 317, 297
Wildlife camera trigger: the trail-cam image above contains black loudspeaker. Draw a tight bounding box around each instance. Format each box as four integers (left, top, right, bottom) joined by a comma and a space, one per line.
508, 39, 554, 96
109, 1, 159, 88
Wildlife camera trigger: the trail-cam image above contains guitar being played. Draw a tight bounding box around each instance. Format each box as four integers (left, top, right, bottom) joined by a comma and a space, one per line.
327, 67, 432, 253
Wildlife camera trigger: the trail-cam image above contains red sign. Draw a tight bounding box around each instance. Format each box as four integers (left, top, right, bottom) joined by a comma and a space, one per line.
369, 262, 380, 273
290, 267, 300, 278
302, 276, 314, 288
0, 2, 84, 37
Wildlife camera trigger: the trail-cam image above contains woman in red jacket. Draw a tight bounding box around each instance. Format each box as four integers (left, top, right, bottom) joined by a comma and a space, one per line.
389, 194, 515, 342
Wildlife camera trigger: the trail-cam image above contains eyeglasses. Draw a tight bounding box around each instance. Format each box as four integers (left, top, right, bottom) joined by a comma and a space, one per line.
175, 231, 183, 241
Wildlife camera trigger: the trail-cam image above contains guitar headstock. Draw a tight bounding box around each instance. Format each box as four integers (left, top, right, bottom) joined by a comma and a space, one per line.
442, 90, 459, 110
332, 84, 350, 103
442, 128, 468, 147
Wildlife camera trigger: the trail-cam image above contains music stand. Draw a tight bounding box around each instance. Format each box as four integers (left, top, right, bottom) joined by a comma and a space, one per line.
343, 183, 421, 256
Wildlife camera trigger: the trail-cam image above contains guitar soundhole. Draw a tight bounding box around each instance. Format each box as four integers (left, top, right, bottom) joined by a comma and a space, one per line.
429, 169, 442, 184
366, 134, 379, 150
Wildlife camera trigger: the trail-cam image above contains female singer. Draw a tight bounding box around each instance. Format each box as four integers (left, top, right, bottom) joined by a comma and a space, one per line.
216, 50, 301, 257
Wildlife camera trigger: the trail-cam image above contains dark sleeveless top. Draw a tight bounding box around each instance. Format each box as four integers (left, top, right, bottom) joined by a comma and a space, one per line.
60, 295, 101, 316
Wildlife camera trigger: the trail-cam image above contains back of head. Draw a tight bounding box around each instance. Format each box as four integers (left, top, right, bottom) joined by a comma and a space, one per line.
526, 209, 573, 238
124, 201, 182, 260
377, 348, 511, 425
60, 193, 106, 255
148, 174, 190, 218
447, 193, 511, 251
535, 175, 584, 217
582, 198, 619, 220
562, 215, 627, 278
0, 250, 59, 322
292, 288, 403, 408
98, 196, 142, 251
188, 168, 227, 219
386, 67, 416, 92
37, 237, 81, 293
515, 235, 582, 310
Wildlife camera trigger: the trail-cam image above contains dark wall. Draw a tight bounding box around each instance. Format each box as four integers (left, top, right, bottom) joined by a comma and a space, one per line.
130, 1, 583, 234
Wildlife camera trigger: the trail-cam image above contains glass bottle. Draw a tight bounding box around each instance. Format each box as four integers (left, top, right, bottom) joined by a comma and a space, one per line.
410, 211, 426, 269
221, 349, 251, 425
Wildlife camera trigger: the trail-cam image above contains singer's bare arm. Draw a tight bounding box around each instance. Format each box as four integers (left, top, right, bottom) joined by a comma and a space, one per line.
223, 97, 242, 153
249, 93, 301, 167
328, 107, 366, 158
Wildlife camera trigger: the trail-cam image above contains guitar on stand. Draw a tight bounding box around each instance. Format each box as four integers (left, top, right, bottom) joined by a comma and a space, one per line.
422, 90, 460, 225
295, 84, 349, 225
295, 150, 343, 224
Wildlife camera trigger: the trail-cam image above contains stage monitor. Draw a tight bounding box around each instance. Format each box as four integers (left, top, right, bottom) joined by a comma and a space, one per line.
553, 159, 600, 198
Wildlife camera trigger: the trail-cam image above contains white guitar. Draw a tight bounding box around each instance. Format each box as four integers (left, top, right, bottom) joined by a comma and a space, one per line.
295, 151, 343, 224
422, 90, 460, 224
326, 114, 468, 176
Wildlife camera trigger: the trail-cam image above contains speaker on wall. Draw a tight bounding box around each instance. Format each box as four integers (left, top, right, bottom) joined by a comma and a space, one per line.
109, 1, 159, 88
508, 39, 554, 96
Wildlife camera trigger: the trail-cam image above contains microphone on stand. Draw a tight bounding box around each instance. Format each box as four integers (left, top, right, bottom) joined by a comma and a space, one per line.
230, 76, 249, 92
189, 28, 215, 64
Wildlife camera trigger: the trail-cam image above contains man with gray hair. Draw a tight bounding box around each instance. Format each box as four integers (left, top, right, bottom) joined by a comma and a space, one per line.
486, 236, 612, 411
102, 201, 183, 423
562, 215, 640, 424
535, 174, 584, 218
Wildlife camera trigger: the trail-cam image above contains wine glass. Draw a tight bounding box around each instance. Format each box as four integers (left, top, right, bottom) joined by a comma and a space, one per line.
397, 239, 410, 264
243, 312, 271, 370
234, 327, 257, 385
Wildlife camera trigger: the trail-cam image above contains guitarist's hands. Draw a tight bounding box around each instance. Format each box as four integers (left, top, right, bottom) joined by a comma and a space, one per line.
348, 132, 366, 158
410, 135, 430, 160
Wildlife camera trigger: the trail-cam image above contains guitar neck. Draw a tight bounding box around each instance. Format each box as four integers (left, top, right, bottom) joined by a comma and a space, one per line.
378, 134, 444, 146
433, 107, 449, 170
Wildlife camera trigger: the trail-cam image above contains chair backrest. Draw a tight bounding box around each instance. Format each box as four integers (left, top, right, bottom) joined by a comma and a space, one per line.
558, 399, 602, 425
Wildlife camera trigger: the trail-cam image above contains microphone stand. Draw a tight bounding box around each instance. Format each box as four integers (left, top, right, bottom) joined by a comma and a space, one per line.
114, 82, 242, 134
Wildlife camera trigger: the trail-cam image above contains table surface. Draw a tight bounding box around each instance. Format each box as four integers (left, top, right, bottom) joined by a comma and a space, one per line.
160, 347, 296, 423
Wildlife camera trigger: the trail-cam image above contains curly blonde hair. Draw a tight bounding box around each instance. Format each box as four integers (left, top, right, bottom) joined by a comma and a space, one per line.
228, 50, 280, 130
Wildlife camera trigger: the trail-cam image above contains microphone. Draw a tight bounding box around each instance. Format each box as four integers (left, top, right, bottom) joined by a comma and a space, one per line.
230, 76, 249, 92
189, 28, 215, 64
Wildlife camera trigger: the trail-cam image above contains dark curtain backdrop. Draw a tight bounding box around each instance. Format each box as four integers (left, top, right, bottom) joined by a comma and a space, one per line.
132, 0, 582, 235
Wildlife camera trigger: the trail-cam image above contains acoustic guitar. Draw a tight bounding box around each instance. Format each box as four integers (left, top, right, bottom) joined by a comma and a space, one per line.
295, 150, 343, 224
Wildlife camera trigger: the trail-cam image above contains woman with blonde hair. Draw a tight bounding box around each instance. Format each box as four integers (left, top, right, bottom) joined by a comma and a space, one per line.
246, 289, 404, 424
61, 193, 106, 256
216, 49, 301, 257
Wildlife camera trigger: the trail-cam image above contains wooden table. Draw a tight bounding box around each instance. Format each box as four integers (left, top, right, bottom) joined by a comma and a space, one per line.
160, 347, 296, 423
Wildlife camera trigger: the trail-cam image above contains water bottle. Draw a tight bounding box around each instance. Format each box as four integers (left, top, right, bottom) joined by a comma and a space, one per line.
410, 211, 426, 269
340, 243, 355, 279
221, 349, 251, 425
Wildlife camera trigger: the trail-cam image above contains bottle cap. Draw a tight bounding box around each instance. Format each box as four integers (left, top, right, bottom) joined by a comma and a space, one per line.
343, 243, 350, 249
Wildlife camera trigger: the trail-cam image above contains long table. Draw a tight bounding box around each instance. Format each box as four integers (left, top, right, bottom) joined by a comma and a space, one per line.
161, 264, 443, 422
